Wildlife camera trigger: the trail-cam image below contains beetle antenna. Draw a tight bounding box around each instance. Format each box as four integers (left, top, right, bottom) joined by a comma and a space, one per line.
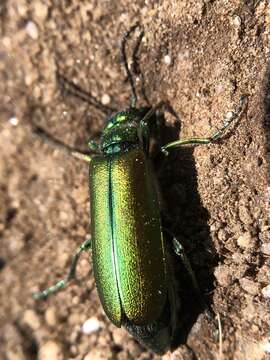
131, 28, 149, 105
121, 23, 143, 108
53, 54, 117, 115
56, 71, 116, 115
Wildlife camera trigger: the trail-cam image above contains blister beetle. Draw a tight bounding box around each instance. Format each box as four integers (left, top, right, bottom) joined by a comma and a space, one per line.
33, 24, 247, 354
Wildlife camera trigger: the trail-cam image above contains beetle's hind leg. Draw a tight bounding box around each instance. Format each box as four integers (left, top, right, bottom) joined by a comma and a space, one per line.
33, 237, 92, 300
172, 237, 200, 293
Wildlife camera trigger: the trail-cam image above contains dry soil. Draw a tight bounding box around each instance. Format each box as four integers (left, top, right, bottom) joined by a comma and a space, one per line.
1, 1, 270, 360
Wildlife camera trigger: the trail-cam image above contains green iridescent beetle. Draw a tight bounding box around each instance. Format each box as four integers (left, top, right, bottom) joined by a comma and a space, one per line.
33, 25, 247, 354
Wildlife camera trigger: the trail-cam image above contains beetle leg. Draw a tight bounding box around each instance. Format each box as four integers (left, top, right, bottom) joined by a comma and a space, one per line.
138, 102, 166, 153
161, 95, 247, 155
33, 238, 92, 300
140, 101, 166, 124
87, 139, 100, 153
33, 126, 93, 162
138, 117, 150, 153
172, 237, 200, 293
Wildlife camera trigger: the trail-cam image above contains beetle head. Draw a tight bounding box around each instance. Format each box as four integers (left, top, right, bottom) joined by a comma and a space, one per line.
100, 108, 143, 155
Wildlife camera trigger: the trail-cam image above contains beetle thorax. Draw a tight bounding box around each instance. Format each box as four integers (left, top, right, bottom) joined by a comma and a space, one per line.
101, 110, 142, 155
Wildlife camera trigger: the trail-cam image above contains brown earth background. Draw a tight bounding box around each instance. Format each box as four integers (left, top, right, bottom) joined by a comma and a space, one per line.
1, 1, 270, 359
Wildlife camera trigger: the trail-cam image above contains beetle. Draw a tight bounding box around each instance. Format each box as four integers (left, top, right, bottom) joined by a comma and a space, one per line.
33, 24, 247, 354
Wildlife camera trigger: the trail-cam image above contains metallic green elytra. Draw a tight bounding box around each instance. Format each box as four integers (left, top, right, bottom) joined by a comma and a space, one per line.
33, 25, 247, 355
91, 116, 167, 327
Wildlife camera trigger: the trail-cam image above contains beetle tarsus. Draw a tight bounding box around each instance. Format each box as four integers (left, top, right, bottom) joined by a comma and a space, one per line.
33, 279, 66, 300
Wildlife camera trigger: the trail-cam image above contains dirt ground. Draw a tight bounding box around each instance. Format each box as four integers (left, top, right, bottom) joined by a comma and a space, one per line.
1, 1, 270, 359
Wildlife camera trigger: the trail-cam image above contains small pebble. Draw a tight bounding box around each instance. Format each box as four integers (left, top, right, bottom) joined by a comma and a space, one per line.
34, 2, 48, 21
261, 284, 270, 299
164, 54, 171, 65
210, 221, 222, 232
237, 232, 255, 250
8, 232, 25, 253
232, 252, 244, 263
112, 327, 127, 346
45, 307, 57, 327
239, 278, 260, 295
217, 228, 229, 242
251, 324, 259, 332
126, 340, 142, 358
25, 21, 39, 40
70, 328, 80, 343
39, 341, 63, 360
68, 312, 81, 326
22, 309, 40, 330
214, 265, 232, 287
72, 296, 80, 305
261, 224, 270, 232
70, 345, 78, 355
59, 210, 69, 221
257, 265, 270, 283
9, 116, 19, 126
84, 348, 112, 360
233, 15, 242, 27
101, 93, 111, 105
238, 205, 253, 225
261, 339, 270, 353
261, 243, 270, 256
82, 317, 102, 335
226, 111, 234, 120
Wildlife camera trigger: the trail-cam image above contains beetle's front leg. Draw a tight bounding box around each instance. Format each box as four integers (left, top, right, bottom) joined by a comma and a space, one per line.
141, 101, 166, 124
161, 95, 247, 155
33, 237, 92, 300
33, 126, 93, 162
138, 102, 167, 153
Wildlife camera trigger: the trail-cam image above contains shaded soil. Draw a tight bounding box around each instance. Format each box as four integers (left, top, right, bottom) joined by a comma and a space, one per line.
1, 1, 270, 359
